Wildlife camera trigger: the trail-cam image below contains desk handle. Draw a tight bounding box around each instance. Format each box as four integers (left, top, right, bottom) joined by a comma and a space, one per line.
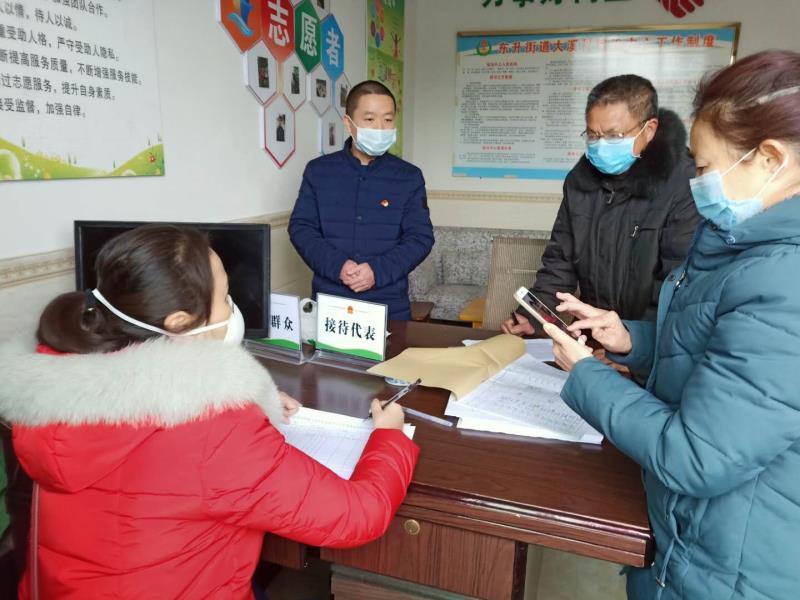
403, 519, 421, 536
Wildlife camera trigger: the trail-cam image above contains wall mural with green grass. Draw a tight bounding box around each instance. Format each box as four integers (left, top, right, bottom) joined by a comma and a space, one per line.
0, 0, 164, 182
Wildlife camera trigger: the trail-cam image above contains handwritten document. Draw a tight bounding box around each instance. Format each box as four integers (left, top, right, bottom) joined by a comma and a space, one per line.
277, 407, 416, 479
446, 354, 602, 444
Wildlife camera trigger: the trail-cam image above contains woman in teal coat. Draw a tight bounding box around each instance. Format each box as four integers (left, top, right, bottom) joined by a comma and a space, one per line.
546, 50, 800, 600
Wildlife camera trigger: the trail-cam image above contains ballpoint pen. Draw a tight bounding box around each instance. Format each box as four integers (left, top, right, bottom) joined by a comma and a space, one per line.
368, 379, 455, 427
365, 378, 422, 420
381, 378, 422, 409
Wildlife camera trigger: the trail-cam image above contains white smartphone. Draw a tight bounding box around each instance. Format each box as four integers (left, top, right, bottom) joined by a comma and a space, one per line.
513, 287, 576, 337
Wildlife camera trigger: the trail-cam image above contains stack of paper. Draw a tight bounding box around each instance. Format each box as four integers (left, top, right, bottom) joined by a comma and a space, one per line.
445, 354, 603, 445
277, 407, 416, 479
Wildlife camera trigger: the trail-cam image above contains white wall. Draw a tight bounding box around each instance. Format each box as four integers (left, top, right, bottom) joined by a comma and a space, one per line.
2, 0, 366, 259
405, 0, 800, 228
0, 0, 367, 329
5, 0, 797, 326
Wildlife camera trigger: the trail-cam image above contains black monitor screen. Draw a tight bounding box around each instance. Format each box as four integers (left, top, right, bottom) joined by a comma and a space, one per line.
74, 221, 270, 338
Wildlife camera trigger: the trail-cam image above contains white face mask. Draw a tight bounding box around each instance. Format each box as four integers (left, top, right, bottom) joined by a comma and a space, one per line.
346, 115, 396, 156
689, 148, 788, 230
91, 289, 245, 346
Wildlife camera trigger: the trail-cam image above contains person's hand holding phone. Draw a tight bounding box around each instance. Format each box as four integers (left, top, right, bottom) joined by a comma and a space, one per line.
543, 323, 592, 372
515, 289, 577, 338
556, 292, 632, 355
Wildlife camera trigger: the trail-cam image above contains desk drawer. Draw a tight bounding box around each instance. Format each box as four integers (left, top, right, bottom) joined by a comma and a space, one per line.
321, 516, 526, 600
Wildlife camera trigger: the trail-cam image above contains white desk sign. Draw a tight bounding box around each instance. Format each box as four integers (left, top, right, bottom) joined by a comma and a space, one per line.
315, 294, 387, 362
262, 293, 302, 350
245, 294, 305, 364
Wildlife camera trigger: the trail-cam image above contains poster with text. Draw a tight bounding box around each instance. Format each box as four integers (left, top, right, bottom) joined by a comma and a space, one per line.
454, 25, 738, 180
366, 0, 403, 156
0, 0, 164, 182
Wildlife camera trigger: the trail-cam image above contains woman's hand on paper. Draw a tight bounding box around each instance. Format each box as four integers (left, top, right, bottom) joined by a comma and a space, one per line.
543, 323, 592, 372
555, 292, 632, 355
370, 399, 405, 430
279, 391, 302, 424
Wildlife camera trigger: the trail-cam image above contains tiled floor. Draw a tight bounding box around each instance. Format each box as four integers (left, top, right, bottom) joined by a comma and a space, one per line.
529, 549, 627, 600
264, 549, 628, 599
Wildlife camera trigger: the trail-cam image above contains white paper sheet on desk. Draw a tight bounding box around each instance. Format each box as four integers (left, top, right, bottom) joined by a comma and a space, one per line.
463, 338, 555, 363
276, 407, 416, 479
445, 354, 602, 444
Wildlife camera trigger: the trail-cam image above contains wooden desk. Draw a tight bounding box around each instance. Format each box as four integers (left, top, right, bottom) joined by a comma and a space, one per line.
258, 321, 652, 600
458, 297, 485, 328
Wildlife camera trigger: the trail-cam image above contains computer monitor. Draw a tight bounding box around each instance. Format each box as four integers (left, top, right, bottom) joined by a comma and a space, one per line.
74, 221, 270, 338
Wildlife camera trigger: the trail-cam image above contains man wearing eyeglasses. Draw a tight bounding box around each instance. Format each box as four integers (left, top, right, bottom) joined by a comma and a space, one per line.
503, 74, 700, 338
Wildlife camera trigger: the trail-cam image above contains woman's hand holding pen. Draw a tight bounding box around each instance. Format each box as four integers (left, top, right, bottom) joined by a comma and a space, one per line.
370, 400, 405, 430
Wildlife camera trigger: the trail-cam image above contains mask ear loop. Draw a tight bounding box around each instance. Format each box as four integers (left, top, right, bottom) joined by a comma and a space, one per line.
344, 115, 360, 147
92, 289, 170, 336
754, 153, 790, 198
631, 123, 649, 158
186, 296, 234, 336
722, 148, 757, 177
91, 289, 230, 337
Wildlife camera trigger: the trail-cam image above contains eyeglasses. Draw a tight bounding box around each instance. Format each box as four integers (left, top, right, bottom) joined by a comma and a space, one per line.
581, 121, 648, 145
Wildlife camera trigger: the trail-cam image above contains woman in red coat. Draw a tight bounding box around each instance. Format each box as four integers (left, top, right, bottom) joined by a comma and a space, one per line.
0, 224, 419, 599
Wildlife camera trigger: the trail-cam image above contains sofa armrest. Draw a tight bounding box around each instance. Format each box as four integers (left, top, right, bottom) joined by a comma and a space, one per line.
408, 256, 439, 300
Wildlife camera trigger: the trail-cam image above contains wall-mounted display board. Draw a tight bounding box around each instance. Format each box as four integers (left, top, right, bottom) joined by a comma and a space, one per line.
453, 23, 739, 180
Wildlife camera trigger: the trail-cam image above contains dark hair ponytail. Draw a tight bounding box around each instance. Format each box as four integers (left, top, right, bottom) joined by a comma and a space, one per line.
37, 225, 215, 354
37, 291, 119, 354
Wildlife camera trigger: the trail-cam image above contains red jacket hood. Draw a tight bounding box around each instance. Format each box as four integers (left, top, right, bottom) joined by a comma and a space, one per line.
1, 338, 282, 493
13, 420, 159, 493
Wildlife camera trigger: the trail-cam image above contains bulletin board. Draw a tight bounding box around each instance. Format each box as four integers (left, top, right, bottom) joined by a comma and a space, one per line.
453, 23, 740, 181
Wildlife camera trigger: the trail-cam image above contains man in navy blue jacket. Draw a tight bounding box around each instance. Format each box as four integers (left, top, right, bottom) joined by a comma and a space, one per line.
289, 81, 434, 320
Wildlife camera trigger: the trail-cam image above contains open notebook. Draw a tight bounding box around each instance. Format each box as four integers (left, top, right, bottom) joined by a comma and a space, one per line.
276, 407, 416, 479
445, 354, 603, 445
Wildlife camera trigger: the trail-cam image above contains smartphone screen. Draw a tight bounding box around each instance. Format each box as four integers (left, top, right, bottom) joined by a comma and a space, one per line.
521, 290, 574, 336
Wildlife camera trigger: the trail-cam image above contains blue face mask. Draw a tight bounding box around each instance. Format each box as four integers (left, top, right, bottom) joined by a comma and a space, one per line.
347, 116, 396, 156
689, 148, 786, 230
585, 125, 645, 175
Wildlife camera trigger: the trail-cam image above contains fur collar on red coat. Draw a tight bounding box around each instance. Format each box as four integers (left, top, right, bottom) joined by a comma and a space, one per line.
0, 335, 282, 427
